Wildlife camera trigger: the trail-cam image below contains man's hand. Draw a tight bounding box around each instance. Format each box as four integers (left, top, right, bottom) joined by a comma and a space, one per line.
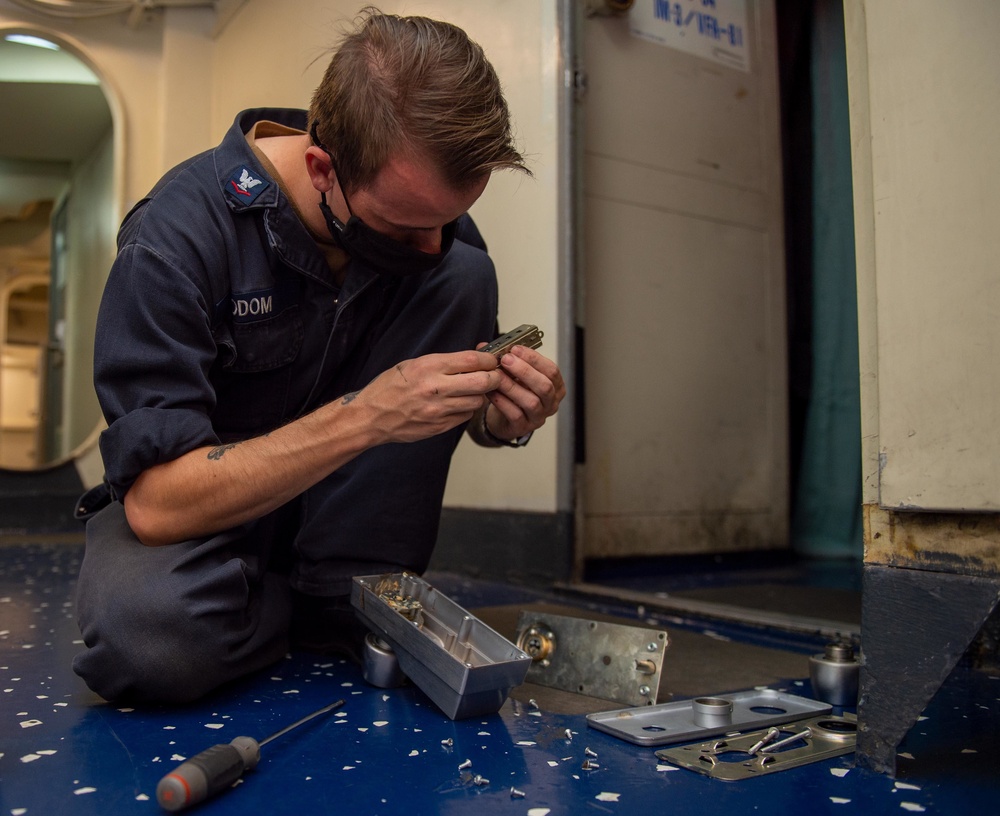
479, 344, 566, 442
354, 350, 504, 443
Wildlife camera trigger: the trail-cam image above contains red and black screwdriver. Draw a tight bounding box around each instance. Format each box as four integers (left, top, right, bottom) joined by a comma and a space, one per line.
156, 699, 345, 811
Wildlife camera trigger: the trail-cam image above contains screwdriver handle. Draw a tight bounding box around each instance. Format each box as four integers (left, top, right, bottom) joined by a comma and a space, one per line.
156, 737, 260, 812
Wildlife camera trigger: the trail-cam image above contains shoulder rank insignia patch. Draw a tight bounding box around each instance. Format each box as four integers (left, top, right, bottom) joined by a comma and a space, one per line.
225, 167, 269, 204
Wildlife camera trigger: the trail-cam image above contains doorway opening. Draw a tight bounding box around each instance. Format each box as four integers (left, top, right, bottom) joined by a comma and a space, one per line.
573, 0, 862, 634
0, 27, 120, 531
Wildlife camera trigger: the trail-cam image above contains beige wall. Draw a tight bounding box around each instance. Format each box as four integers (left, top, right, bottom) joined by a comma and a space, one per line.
846, 0, 1000, 513
0, 159, 68, 220
0, 0, 566, 512
846, 0, 1000, 575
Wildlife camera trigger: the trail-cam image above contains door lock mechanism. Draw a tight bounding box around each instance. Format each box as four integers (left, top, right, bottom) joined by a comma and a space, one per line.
515, 611, 668, 706
517, 624, 556, 665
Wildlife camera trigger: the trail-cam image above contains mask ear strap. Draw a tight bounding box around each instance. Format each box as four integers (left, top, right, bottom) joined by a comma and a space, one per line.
312, 122, 356, 219
319, 192, 346, 239
309, 121, 326, 149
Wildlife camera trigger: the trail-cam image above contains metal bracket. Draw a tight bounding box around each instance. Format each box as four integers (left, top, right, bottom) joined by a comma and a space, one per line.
586, 688, 831, 746
655, 714, 858, 781
515, 611, 668, 706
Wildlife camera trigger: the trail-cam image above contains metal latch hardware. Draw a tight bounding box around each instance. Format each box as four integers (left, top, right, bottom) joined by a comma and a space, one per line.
515, 611, 668, 707
655, 714, 858, 780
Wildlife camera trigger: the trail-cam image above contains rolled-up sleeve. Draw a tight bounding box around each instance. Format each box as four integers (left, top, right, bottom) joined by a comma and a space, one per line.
95, 235, 222, 499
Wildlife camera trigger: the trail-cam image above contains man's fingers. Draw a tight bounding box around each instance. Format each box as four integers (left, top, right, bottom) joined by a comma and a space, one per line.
433, 349, 503, 374
393, 354, 502, 398
498, 348, 565, 412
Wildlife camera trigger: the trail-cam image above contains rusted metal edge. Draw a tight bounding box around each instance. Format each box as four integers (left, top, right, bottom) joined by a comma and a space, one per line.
864, 504, 1000, 577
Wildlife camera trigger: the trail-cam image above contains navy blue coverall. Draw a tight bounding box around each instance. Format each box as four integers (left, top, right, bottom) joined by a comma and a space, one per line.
73, 109, 499, 702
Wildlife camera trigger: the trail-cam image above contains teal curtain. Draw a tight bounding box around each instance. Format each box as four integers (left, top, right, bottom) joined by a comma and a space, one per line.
790, 0, 863, 559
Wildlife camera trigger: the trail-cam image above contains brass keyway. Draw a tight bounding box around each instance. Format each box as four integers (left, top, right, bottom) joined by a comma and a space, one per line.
517, 623, 556, 665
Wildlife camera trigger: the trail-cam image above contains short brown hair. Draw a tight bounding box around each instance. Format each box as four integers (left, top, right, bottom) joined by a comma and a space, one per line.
309, 6, 530, 193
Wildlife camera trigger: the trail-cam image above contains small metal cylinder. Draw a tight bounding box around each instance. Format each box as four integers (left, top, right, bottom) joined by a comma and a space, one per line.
808, 642, 860, 707
362, 632, 406, 688
692, 697, 734, 728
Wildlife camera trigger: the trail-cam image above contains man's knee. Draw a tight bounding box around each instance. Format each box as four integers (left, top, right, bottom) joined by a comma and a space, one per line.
74, 562, 229, 702
73, 506, 290, 703
75, 579, 290, 703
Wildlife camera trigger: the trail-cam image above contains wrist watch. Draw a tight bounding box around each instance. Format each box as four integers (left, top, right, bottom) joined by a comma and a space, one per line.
482, 411, 533, 448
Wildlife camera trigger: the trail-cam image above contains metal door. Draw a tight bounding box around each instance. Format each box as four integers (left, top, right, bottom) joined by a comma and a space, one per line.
578, 0, 788, 560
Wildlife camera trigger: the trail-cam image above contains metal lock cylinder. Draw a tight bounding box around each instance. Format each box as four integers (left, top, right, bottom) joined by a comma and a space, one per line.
362, 631, 407, 689
692, 697, 734, 728
808, 642, 860, 707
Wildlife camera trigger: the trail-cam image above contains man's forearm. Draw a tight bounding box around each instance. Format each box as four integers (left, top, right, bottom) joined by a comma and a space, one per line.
122, 350, 505, 546
124, 398, 375, 546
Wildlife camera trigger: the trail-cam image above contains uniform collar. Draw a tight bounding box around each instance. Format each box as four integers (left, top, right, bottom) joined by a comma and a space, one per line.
214, 108, 307, 213
212, 108, 384, 294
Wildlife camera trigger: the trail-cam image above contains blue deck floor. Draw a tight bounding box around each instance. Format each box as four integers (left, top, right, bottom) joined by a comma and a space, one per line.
1, 541, 998, 815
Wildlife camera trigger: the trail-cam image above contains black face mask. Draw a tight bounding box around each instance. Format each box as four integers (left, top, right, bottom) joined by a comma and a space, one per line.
312, 123, 456, 277
318, 192, 456, 278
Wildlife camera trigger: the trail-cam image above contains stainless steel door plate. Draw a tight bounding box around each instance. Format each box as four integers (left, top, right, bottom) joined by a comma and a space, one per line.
586, 688, 831, 746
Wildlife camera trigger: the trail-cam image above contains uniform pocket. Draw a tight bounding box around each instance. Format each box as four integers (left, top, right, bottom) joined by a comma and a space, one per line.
210, 306, 304, 434
220, 305, 303, 372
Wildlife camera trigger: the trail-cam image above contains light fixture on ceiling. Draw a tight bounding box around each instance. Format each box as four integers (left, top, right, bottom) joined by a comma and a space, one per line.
4, 33, 61, 50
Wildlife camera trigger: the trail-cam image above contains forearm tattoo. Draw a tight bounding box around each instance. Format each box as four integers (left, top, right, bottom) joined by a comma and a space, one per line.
342, 391, 359, 405
206, 432, 271, 461
207, 442, 238, 460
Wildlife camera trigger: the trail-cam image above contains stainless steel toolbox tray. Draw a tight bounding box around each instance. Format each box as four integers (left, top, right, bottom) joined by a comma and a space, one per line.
351, 573, 531, 720
586, 688, 831, 746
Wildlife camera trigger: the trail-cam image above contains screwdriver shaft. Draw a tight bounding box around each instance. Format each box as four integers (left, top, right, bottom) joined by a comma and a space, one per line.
260, 698, 345, 747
